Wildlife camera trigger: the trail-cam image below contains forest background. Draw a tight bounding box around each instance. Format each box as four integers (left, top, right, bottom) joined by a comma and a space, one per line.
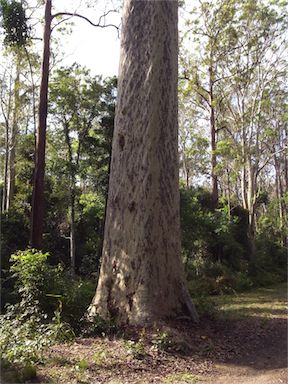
0, 0, 287, 375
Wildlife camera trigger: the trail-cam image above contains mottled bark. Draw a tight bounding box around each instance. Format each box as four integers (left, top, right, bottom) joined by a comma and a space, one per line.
88, 0, 198, 325
31, 0, 52, 248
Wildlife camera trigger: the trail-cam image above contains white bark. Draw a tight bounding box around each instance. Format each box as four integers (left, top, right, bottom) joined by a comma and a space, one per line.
88, 0, 198, 325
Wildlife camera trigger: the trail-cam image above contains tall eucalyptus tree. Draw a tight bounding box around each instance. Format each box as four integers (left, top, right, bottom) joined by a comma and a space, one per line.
88, 0, 198, 325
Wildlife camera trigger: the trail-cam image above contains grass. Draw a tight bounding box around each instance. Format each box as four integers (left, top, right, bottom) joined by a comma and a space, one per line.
213, 282, 287, 319
162, 372, 201, 383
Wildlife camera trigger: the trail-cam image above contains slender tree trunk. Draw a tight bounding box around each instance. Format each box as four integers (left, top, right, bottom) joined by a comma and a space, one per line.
241, 137, 248, 210
6, 55, 20, 210
88, 0, 198, 325
226, 167, 231, 218
247, 161, 257, 262
31, 0, 52, 248
2, 121, 9, 213
1, 85, 12, 213
70, 189, 76, 276
209, 66, 218, 209
274, 153, 286, 246
63, 118, 77, 275
24, 47, 37, 136
284, 126, 288, 192
186, 167, 190, 189
181, 150, 190, 189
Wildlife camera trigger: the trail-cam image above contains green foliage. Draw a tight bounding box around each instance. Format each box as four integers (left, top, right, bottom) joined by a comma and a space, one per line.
8, 250, 96, 332
163, 372, 199, 384
49, 299, 75, 342
81, 314, 119, 337
75, 358, 89, 371
0, 0, 30, 47
10, 249, 50, 301
79, 192, 105, 220
192, 295, 216, 317
125, 339, 146, 359
181, 187, 249, 272
93, 350, 108, 366
181, 186, 285, 298
58, 279, 95, 332
233, 272, 253, 292
43, 67, 117, 273
0, 303, 53, 365
0, 211, 30, 310
151, 330, 173, 352
0, 249, 75, 368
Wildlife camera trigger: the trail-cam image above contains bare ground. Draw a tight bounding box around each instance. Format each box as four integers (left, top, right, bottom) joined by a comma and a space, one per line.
3, 284, 287, 384
34, 283, 287, 384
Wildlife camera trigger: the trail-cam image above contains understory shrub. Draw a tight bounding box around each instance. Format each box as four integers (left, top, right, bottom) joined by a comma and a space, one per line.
2, 248, 96, 333
0, 249, 74, 370
181, 186, 287, 297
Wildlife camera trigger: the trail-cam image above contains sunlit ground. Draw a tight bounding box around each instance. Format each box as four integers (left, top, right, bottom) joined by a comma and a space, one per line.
214, 283, 288, 319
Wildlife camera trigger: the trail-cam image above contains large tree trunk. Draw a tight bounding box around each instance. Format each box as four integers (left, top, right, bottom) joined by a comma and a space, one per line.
31, 0, 52, 248
88, 0, 198, 325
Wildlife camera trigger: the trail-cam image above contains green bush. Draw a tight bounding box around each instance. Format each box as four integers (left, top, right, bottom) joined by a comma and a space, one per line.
6, 249, 96, 333
60, 279, 95, 332
252, 269, 284, 287
192, 295, 216, 317
81, 314, 119, 337
0, 303, 57, 366
180, 187, 250, 272
0, 249, 74, 369
233, 272, 253, 291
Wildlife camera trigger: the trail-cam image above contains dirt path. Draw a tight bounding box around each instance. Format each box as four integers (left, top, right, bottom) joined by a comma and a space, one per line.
36, 283, 287, 384
204, 317, 287, 384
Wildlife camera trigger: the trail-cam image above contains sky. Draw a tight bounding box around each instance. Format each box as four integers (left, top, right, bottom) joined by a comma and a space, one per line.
49, 0, 121, 77
39, 0, 190, 78
0, 0, 193, 78
0, 1, 121, 77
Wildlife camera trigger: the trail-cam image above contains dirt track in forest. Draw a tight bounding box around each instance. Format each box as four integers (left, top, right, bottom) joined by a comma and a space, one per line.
34, 283, 288, 383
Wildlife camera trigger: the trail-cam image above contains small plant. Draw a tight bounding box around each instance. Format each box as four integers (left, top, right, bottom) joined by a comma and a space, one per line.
93, 351, 108, 366
125, 339, 146, 359
48, 297, 75, 342
81, 314, 118, 337
76, 358, 89, 371
124, 330, 146, 359
151, 329, 173, 352
163, 372, 199, 383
